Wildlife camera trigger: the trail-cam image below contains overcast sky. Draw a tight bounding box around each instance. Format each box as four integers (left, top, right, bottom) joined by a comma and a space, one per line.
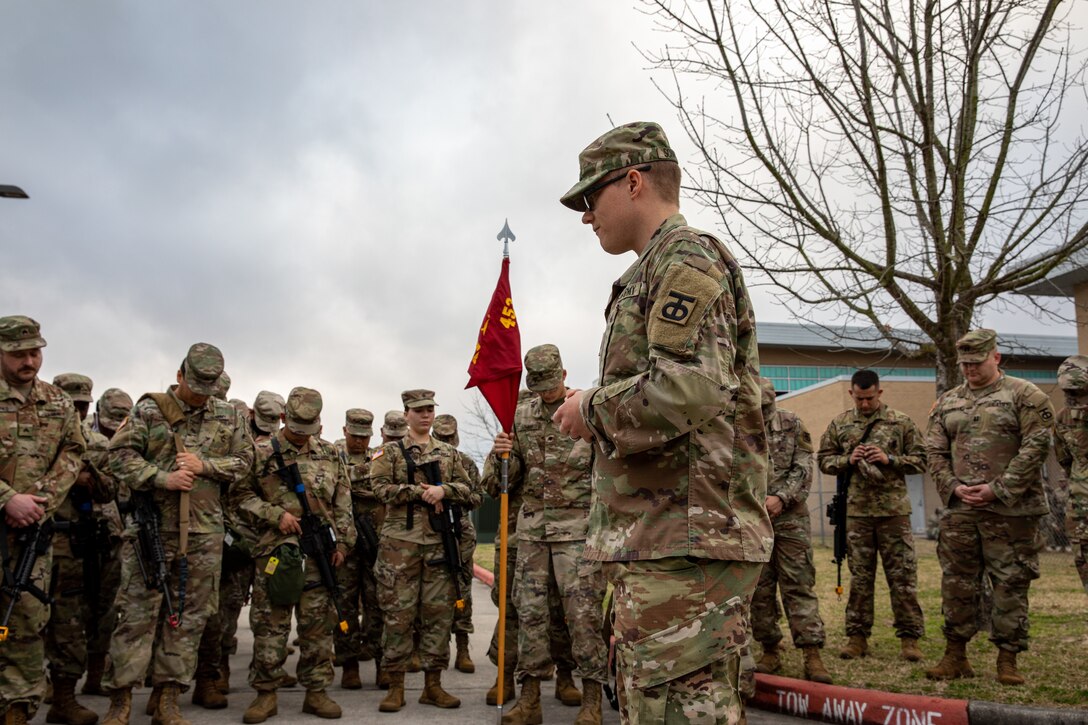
1, 2, 1080, 453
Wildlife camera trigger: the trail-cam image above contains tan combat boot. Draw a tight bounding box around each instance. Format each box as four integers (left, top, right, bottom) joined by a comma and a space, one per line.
554, 668, 582, 706
3, 703, 28, 725
192, 677, 227, 709
302, 690, 342, 719
145, 685, 162, 716
839, 634, 868, 660
486, 668, 516, 707
802, 646, 833, 684
46, 676, 99, 725
242, 691, 277, 724
378, 672, 405, 713
151, 683, 189, 725
996, 649, 1025, 686
454, 632, 475, 673
900, 638, 924, 662
419, 670, 460, 709
501, 677, 542, 725
755, 642, 782, 674
574, 680, 603, 725
82, 654, 107, 696
340, 661, 362, 690
100, 688, 132, 725
925, 639, 975, 680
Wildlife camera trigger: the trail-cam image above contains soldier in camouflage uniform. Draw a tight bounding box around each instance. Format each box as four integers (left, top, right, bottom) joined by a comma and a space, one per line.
491, 345, 607, 725
333, 408, 385, 690
370, 389, 474, 713
230, 387, 354, 722
554, 123, 773, 725
0, 316, 85, 725
100, 343, 253, 725
751, 379, 831, 684
81, 388, 134, 698
431, 413, 481, 675
818, 369, 926, 662
45, 374, 113, 725
925, 330, 1054, 686
1054, 354, 1088, 595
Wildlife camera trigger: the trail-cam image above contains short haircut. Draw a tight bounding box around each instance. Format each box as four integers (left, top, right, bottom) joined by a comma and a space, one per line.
645, 161, 681, 205
851, 369, 880, 389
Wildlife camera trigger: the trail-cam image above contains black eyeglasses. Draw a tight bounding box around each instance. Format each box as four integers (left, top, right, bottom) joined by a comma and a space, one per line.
582, 165, 652, 212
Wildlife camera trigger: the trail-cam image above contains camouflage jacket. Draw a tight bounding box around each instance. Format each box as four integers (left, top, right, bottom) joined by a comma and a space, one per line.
926, 374, 1053, 517
369, 435, 473, 545
457, 449, 482, 535
767, 408, 813, 521
109, 386, 253, 533
230, 431, 354, 558
0, 377, 85, 519
577, 214, 773, 562
485, 395, 593, 542
481, 454, 525, 549
818, 404, 925, 517
1055, 407, 1088, 499
58, 421, 125, 538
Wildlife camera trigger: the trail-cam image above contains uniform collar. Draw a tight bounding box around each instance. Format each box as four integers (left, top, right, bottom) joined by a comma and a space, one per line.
167, 384, 211, 415
965, 372, 1006, 398
852, 403, 887, 423
0, 376, 46, 405
614, 213, 690, 289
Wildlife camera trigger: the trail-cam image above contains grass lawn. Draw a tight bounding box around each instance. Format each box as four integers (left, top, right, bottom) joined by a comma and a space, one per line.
475, 538, 1088, 709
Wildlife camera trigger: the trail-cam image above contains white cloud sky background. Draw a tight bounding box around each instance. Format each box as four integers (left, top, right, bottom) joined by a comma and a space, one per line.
1, 1, 1080, 452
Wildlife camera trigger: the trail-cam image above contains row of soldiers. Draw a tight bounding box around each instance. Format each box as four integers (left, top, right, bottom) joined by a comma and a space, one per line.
749, 328, 1088, 692
0, 315, 616, 725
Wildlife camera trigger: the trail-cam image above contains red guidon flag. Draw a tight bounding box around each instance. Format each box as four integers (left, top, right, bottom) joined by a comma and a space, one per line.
466, 256, 522, 432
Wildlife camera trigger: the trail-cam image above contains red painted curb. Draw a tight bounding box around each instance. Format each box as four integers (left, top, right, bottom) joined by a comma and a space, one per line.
751, 673, 969, 725
473, 563, 494, 586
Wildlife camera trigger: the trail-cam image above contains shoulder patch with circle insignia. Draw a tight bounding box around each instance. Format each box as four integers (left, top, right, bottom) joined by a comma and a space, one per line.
648, 261, 724, 354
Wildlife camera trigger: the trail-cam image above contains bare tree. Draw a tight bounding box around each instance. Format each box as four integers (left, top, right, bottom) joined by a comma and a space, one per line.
643, 0, 1088, 391
459, 391, 503, 466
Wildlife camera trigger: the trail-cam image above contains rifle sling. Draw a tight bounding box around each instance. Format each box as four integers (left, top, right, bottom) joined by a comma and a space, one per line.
397, 440, 416, 530
843, 416, 883, 491
140, 392, 192, 557
271, 436, 336, 528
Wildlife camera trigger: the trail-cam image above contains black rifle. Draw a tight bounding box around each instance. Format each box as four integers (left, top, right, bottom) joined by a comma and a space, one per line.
353, 512, 379, 566
0, 521, 55, 642
825, 418, 880, 599
52, 487, 104, 620
271, 438, 348, 634
130, 491, 181, 628
416, 459, 466, 612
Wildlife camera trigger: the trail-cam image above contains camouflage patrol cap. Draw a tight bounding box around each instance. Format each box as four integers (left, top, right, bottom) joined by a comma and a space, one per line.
560, 121, 678, 212
181, 343, 225, 396
1058, 355, 1088, 391
285, 387, 322, 436
52, 373, 94, 403
345, 408, 374, 436
0, 315, 47, 352
956, 329, 997, 363
432, 414, 459, 446
228, 398, 249, 417
401, 389, 437, 409
524, 344, 564, 392
381, 410, 408, 439
212, 371, 231, 400
97, 388, 133, 429
252, 390, 285, 435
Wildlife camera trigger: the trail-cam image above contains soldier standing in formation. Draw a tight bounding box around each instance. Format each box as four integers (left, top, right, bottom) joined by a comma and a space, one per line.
231, 387, 354, 722
752, 378, 831, 685
100, 343, 252, 725
1054, 354, 1088, 595
925, 330, 1054, 685
369, 390, 473, 713
489, 344, 607, 725
0, 317, 85, 725
817, 369, 926, 662
554, 122, 773, 723
431, 413, 481, 675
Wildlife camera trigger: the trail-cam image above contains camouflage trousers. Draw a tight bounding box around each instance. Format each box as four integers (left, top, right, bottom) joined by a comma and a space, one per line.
87, 535, 123, 659
1070, 494, 1088, 594
845, 515, 924, 639
249, 555, 336, 692
751, 515, 825, 649
333, 546, 383, 664
0, 529, 52, 717
606, 557, 761, 725
488, 544, 575, 671
196, 547, 253, 680
104, 532, 222, 689
452, 517, 476, 635
375, 537, 457, 672
514, 539, 607, 683
45, 533, 93, 678
936, 510, 1042, 651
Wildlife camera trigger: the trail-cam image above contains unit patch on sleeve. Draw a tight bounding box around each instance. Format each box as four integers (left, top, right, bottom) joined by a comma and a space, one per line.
648, 261, 723, 354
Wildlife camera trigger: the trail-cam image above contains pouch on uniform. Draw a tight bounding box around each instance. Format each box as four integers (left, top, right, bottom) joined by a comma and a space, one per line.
223, 526, 254, 570
265, 543, 305, 606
